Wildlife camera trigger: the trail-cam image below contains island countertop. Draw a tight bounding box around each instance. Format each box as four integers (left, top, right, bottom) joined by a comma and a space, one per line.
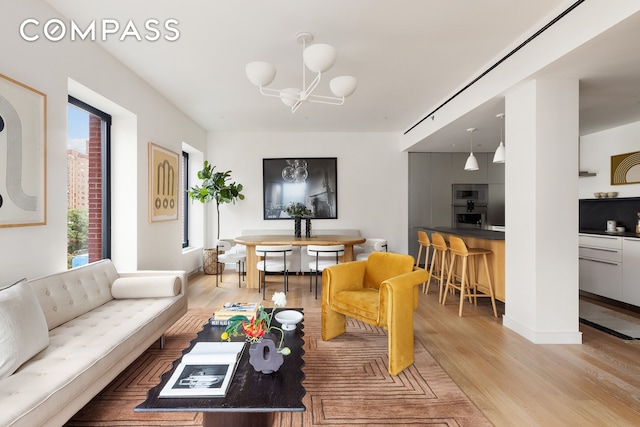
421, 226, 505, 240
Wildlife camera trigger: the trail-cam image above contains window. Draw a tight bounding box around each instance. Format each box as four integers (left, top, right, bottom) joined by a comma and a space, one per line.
182, 150, 189, 248
67, 96, 111, 268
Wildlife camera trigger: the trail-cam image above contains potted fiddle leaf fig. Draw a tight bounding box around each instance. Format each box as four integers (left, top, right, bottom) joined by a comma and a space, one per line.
188, 161, 245, 274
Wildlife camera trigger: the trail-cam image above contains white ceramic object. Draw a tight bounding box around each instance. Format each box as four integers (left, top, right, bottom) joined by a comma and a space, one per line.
274, 310, 303, 331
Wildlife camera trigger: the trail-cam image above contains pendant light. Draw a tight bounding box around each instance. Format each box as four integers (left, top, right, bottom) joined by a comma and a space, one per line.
464, 128, 479, 171
493, 113, 505, 163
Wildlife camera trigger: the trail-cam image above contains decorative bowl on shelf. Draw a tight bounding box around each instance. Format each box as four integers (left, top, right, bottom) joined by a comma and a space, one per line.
274, 310, 303, 331
607, 191, 618, 198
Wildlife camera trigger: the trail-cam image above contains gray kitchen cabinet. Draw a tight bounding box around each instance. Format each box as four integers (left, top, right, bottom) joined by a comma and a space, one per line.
408, 152, 506, 249
451, 153, 488, 184
430, 153, 453, 226
408, 153, 431, 257
487, 158, 505, 184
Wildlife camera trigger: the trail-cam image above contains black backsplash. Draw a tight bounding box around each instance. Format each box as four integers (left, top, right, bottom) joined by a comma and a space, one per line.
579, 197, 640, 231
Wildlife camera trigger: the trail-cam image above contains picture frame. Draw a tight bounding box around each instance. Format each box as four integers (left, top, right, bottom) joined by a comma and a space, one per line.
611, 150, 640, 185
263, 157, 337, 220
0, 73, 47, 227
148, 142, 179, 222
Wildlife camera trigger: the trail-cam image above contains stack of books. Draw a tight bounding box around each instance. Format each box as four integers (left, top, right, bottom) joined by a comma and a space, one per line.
210, 302, 258, 325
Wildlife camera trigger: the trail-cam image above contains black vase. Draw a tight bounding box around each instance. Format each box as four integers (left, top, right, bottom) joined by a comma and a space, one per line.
294, 217, 302, 238
305, 218, 312, 238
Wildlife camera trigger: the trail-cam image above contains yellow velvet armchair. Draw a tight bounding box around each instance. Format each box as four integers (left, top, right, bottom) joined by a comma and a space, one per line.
321, 251, 430, 375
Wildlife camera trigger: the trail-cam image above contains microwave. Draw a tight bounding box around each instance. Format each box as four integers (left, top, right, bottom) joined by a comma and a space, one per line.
452, 184, 488, 206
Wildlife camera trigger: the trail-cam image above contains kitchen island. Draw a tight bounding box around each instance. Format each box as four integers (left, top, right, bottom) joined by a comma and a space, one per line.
422, 226, 505, 303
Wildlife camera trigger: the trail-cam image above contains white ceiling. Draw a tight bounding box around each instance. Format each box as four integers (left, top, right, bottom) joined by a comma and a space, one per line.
45, 0, 640, 152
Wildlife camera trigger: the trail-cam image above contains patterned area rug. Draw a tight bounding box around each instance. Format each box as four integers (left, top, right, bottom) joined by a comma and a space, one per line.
65, 309, 491, 427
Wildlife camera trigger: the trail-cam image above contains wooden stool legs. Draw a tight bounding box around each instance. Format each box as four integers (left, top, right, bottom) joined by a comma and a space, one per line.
425, 244, 448, 301
441, 236, 497, 317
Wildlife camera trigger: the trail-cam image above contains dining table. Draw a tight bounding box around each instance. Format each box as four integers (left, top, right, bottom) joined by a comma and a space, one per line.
234, 234, 366, 289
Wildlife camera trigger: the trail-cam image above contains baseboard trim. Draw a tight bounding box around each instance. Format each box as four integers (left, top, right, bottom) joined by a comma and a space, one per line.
503, 315, 583, 344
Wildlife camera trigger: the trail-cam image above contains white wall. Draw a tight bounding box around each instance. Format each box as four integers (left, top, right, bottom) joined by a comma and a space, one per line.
204, 132, 410, 254
0, 0, 206, 285
579, 120, 640, 199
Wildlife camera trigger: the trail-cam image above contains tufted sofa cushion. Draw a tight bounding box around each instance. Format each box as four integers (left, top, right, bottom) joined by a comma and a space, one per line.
29, 259, 118, 330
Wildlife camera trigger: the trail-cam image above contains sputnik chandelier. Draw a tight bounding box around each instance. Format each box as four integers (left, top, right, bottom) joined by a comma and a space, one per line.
245, 32, 357, 113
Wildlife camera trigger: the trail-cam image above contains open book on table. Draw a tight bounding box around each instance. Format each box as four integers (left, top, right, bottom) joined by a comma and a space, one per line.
159, 341, 246, 398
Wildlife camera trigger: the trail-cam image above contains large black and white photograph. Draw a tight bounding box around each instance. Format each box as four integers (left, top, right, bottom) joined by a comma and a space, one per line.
263, 158, 337, 220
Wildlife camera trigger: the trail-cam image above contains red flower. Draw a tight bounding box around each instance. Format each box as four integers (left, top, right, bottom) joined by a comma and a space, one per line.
241, 317, 266, 340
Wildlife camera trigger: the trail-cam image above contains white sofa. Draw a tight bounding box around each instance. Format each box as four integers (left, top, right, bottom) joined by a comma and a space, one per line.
0, 259, 187, 427
239, 228, 361, 273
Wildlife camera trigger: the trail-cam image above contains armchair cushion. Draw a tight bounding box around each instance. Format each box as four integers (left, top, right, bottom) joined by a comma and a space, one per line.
332, 288, 380, 321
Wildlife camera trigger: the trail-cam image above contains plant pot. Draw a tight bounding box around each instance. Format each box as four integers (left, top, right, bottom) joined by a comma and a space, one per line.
248, 332, 284, 374
203, 248, 225, 275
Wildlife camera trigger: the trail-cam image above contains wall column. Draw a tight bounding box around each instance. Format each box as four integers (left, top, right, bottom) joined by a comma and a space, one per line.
502, 79, 582, 344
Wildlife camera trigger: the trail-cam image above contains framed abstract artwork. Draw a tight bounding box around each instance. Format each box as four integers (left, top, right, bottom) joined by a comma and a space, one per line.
148, 142, 179, 222
0, 73, 47, 227
611, 151, 640, 185
263, 157, 337, 220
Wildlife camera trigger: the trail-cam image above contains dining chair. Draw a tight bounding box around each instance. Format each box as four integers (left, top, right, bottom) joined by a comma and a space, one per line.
307, 244, 345, 299
215, 239, 246, 288
255, 245, 293, 300
355, 238, 388, 261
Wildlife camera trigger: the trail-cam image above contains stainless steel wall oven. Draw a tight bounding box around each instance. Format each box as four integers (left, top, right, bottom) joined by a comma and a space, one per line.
452, 184, 488, 229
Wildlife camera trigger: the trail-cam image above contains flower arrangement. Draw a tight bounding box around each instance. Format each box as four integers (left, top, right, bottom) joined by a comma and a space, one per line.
285, 202, 312, 218
221, 292, 290, 355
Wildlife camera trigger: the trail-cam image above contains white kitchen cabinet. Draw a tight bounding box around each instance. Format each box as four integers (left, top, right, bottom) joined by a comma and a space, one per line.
579, 234, 623, 301
622, 237, 640, 306
579, 257, 623, 300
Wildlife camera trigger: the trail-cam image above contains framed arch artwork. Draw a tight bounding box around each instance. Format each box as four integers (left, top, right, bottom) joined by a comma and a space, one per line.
148, 142, 179, 222
611, 151, 640, 185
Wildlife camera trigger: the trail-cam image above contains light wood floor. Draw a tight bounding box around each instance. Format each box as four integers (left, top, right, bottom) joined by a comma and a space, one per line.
188, 270, 640, 426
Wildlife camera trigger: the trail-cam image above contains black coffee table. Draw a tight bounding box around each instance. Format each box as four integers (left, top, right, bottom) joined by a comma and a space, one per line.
135, 308, 305, 427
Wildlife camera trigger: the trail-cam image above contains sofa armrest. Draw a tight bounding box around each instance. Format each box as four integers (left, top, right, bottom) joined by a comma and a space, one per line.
118, 270, 187, 296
